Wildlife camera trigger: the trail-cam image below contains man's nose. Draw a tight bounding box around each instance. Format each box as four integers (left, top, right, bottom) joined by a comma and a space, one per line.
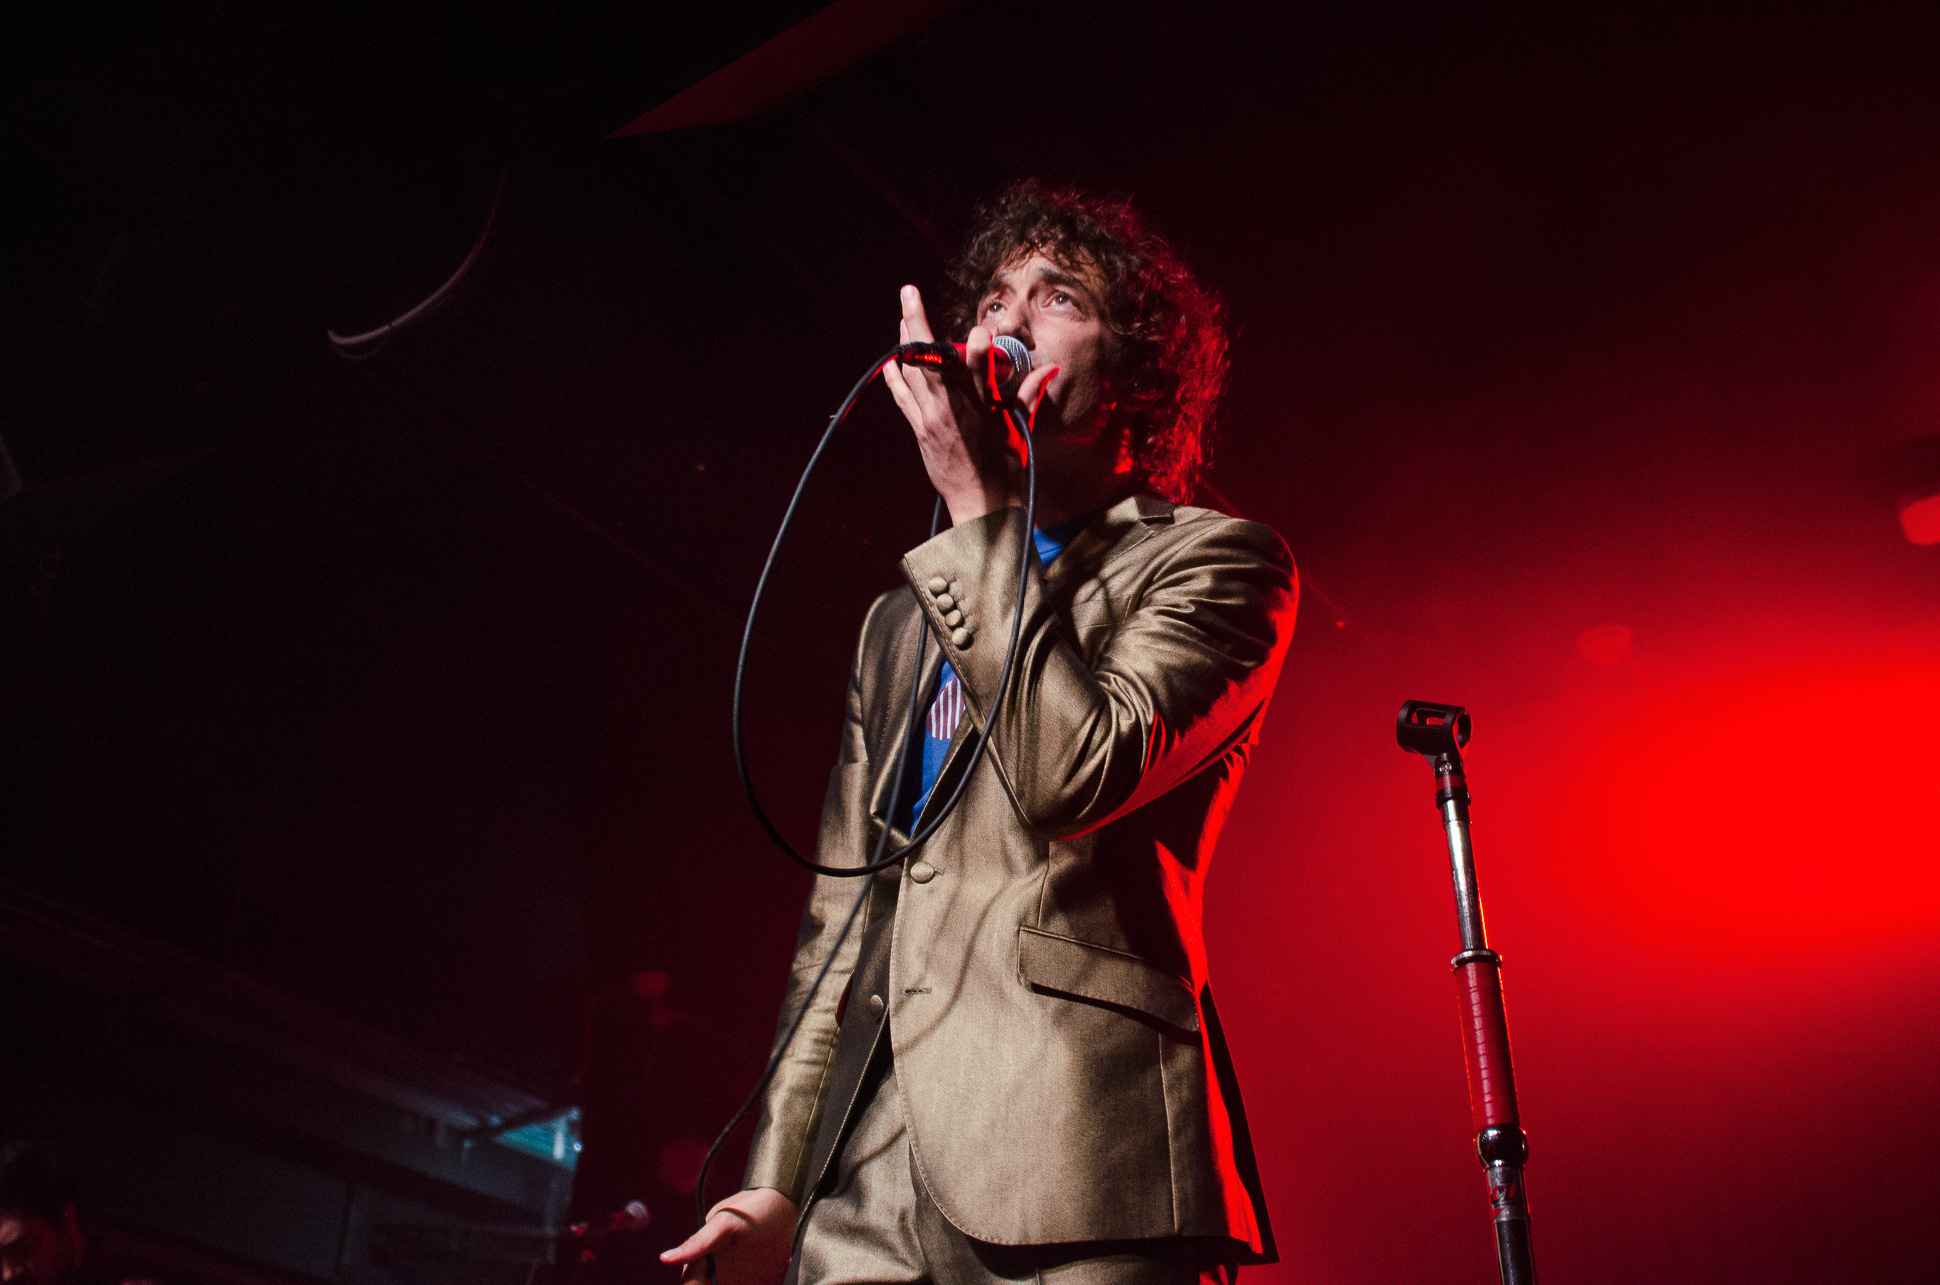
988, 313, 1032, 350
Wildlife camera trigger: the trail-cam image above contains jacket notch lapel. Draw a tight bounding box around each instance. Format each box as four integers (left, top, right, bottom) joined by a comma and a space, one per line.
865, 596, 944, 852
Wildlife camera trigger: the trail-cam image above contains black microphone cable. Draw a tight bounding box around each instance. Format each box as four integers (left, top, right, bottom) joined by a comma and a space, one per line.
732, 347, 1038, 878
693, 346, 1038, 1273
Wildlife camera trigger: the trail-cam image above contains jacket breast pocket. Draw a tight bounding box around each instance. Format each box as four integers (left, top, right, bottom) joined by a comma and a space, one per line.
1016, 927, 1200, 1036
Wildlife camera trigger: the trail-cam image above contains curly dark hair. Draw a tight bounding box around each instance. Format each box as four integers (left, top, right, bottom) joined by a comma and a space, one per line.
945, 180, 1228, 504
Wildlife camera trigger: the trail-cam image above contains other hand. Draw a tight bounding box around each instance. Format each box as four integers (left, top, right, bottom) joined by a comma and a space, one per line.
659, 1187, 799, 1285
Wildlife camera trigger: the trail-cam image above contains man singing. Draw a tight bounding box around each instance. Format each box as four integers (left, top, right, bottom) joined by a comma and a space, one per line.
665, 181, 1297, 1285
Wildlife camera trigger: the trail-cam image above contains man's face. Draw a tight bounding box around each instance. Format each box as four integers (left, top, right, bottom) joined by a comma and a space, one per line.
972, 250, 1117, 443
0, 1209, 82, 1285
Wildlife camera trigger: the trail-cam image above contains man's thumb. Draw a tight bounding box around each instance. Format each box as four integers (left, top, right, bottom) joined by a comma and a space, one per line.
1024, 366, 1060, 425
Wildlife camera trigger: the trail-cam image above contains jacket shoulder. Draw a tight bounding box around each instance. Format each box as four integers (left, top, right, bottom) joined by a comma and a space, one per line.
850, 581, 923, 663
863, 581, 921, 630
1148, 503, 1297, 581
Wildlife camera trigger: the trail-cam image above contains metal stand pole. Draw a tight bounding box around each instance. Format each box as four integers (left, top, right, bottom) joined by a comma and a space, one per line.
1396, 701, 1537, 1285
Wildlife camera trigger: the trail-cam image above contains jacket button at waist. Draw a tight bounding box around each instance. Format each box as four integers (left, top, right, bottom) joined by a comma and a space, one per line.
908, 860, 937, 883
867, 993, 885, 1018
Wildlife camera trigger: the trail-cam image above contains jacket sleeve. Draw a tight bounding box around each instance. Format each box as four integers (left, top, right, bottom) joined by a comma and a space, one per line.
741, 597, 895, 1202
900, 507, 1296, 840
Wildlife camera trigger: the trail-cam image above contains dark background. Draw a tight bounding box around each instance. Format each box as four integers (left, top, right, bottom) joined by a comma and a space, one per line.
4, 2, 1938, 1282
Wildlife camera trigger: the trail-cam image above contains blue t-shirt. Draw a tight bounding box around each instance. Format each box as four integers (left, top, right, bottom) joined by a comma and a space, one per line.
902, 514, 1089, 830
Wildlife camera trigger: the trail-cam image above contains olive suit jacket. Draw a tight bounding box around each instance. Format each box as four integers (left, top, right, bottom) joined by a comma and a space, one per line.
744, 493, 1297, 1261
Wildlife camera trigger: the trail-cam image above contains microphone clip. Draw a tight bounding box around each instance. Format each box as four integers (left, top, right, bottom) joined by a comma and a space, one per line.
893, 337, 1031, 407
892, 341, 959, 369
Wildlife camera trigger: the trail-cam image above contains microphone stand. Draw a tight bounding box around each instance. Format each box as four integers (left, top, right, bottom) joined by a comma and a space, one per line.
1396, 701, 1537, 1285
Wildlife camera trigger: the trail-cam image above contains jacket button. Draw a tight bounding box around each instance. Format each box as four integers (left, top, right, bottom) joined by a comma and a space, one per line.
951, 627, 970, 648
867, 993, 885, 1018
944, 609, 963, 627
934, 593, 955, 611
948, 581, 962, 597
908, 860, 937, 883
928, 577, 948, 593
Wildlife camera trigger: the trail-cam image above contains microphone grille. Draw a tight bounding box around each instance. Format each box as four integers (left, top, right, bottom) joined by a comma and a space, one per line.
993, 334, 1032, 378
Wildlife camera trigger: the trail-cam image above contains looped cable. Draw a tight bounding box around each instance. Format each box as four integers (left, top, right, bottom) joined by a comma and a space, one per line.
731, 352, 1037, 877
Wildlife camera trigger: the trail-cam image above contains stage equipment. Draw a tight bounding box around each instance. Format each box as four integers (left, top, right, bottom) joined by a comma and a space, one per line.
328, 168, 509, 358
1396, 701, 1538, 1285
561, 1200, 654, 1275
697, 341, 1041, 1272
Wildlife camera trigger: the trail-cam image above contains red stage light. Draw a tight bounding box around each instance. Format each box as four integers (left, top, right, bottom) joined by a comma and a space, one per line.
1898, 493, 1940, 544
1552, 653, 1940, 951
1576, 623, 1635, 665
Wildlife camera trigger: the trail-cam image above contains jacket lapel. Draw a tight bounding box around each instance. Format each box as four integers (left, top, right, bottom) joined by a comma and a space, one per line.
909, 493, 1177, 842
865, 595, 944, 853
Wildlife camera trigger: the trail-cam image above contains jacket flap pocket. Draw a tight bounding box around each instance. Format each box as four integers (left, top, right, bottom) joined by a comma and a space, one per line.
1017, 927, 1200, 1033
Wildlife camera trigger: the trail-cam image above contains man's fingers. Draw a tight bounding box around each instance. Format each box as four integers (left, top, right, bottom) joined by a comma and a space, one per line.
900, 285, 935, 343
887, 319, 923, 411
658, 1228, 718, 1266
890, 313, 952, 411
1016, 363, 1059, 417
962, 325, 995, 404
886, 345, 954, 432
659, 1212, 738, 1265
882, 357, 920, 420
